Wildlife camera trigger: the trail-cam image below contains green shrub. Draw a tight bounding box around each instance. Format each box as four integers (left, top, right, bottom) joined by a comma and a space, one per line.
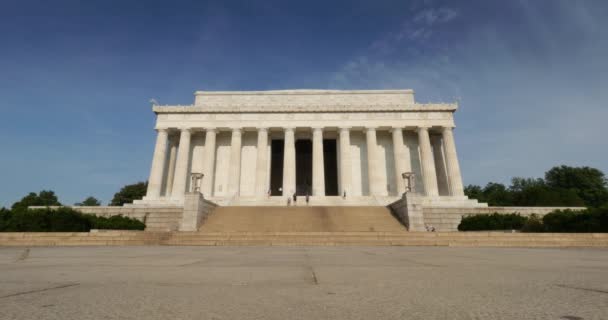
48, 207, 92, 232
458, 213, 528, 231
6, 209, 52, 232
0, 207, 12, 231
542, 208, 608, 233
0, 207, 145, 232
458, 209, 608, 232
521, 214, 544, 232
86, 214, 145, 230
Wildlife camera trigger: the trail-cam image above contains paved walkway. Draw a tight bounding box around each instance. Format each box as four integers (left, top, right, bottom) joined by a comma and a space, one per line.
0, 246, 607, 319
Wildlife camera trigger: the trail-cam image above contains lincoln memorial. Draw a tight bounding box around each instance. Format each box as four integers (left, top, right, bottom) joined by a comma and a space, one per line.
135, 89, 483, 209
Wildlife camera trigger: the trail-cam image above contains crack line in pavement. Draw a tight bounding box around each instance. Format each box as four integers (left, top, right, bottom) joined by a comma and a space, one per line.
303, 249, 319, 285
310, 268, 319, 285
399, 257, 443, 268
0, 283, 80, 299
15, 248, 30, 262
178, 259, 207, 267
555, 284, 608, 294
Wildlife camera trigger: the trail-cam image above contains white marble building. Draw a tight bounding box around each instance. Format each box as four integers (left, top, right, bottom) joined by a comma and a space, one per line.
136, 89, 483, 207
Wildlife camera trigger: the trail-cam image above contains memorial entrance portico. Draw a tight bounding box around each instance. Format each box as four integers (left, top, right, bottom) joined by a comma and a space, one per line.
136, 89, 482, 208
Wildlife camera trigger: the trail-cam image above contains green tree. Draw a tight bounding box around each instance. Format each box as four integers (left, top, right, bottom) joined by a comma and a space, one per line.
507, 177, 583, 206
75, 196, 101, 206
110, 182, 147, 206
11, 190, 61, 211
482, 183, 512, 206
544, 166, 608, 207
464, 185, 483, 201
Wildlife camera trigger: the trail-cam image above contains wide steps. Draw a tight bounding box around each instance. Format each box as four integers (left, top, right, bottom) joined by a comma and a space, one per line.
200, 206, 406, 232
2, 232, 607, 247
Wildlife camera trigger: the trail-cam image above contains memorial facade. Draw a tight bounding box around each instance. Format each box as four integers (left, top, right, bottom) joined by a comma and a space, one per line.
137, 89, 482, 207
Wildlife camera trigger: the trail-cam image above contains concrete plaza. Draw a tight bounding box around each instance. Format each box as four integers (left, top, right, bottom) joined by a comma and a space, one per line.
0, 246, 606, 320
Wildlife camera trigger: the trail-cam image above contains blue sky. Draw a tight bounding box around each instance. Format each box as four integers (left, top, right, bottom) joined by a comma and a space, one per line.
1, 0, 607, 206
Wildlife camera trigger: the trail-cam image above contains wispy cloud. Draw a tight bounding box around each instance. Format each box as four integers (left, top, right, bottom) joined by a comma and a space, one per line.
329, 0, 608, 185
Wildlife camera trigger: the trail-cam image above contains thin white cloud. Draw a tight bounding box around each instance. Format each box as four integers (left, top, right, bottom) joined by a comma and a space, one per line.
328, 1, 608, 185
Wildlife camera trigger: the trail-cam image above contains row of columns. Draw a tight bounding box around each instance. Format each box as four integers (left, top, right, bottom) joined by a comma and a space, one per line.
145, 126, 465, 201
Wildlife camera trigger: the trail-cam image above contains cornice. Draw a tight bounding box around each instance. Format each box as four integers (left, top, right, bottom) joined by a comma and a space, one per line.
153, 103, 458, 114
193, 89, 414, 96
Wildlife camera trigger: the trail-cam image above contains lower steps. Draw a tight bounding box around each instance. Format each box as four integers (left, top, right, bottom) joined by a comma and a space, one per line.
1, 231, 607, 247
200, 206, 407, 232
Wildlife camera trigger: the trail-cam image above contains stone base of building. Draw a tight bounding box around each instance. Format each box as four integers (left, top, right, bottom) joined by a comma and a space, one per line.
37, 196, 582, 233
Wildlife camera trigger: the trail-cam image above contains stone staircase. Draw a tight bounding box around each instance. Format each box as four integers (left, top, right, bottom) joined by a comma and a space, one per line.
0, 231, 171, 246
163, 232, 608, 247
199, 206, 406, 232
2, 231, 607, 247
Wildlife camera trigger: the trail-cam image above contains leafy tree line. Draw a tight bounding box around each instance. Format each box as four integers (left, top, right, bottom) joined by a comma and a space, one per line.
0, 207, 145, 232
465, 166, 608, 208
7, 181, 148, 210
0, 182, 149, 232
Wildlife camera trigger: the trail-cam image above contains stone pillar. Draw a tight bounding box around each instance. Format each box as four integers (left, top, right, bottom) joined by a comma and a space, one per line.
164, 134, 178, 197
417, 127, 439, 197
366, 127, 381, 196
391, 127, 407, 195
201, 128, 217, 197
171, 128, 192, 200
312, 127, 325, 196
282, 127, 296, 196
145, 128, 169, 199
228, 128, 242, 196
255, 127, 269, 197
338, 127, 352, 196
442, 126, 465, 196
431, 135, 449, 196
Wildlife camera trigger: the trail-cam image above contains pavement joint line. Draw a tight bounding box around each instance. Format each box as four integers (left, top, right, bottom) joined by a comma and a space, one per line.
554, 284, 608, 294
0, 283, 80, 299
15, 248, 30, 262
303, 248, 319, 285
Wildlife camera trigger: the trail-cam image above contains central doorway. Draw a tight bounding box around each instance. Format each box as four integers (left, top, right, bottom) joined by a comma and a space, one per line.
269, 140, 284, 196
323, 139, 339, 196
295, 140, 312, 195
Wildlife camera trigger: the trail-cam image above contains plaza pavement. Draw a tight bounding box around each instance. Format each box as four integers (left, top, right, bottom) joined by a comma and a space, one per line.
0, 246, 606, 320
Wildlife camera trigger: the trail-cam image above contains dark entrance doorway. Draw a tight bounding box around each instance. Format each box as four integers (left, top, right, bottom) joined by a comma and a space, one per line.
295, 140, 312, 195
323, 139, 339, 196
269, 140, 284, 195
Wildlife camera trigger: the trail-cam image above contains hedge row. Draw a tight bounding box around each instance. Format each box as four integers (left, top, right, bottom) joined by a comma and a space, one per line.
0, 207, 145, 232
457, 213, 528, 231
458, 208, 608, 232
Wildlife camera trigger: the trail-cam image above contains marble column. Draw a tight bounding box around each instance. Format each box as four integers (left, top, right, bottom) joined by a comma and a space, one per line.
255, 127, 269, 197
338, 127, 352, 196
391, 127, 407, 195
312, 127, 325, 196
431, 135, 449, 196
282, 127, 296, 196
417, 127, 439, 197
201, 128, 217, 197
228, 128, 242, 196
164, 134, 178, 197
171, 128, 192, 200
366, 127, 381, 196
442, 126, 465, 196
145, 128, 168, 199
